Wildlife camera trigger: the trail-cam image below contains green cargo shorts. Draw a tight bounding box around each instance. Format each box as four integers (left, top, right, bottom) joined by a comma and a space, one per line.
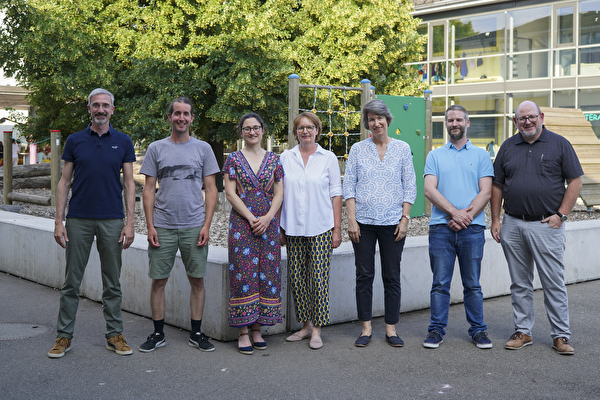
148, 226, 208, 279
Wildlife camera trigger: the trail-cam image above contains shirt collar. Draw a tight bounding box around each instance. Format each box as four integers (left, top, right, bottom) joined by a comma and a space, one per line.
515, 125, 548, 144
291, 143, 326, 155
446, 139, 472, 151
87, 123, 114, 137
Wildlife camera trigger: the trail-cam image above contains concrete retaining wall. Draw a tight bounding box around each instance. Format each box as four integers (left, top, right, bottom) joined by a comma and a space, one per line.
1, 210, 599, 341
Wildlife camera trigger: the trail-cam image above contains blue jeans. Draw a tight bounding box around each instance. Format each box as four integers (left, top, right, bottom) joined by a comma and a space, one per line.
428, 224, 487, 337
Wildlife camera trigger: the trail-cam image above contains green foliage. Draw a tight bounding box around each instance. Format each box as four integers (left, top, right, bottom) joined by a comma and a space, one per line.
0, 0, 426, 148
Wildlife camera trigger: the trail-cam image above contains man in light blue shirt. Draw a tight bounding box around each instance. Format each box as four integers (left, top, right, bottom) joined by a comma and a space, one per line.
422, 105, 494, 350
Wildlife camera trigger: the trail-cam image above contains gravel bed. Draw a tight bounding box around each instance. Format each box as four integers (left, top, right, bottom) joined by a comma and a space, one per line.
3, 187, 600, 249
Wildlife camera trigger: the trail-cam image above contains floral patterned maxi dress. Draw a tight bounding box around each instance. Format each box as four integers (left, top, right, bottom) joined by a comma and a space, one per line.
223, 151, 284, 327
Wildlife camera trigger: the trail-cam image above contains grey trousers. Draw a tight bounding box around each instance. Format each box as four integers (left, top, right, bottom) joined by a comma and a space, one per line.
500, 215, 570, 339
57, 218, 124, 340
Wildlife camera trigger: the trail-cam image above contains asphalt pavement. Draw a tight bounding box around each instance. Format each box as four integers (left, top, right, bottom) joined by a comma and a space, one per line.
1, 271, 599, 400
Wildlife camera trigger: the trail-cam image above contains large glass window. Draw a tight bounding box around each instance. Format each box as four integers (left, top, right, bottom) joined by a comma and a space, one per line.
432, 97, 446, 116
450, 55, 504, 83
557, 5, 574, 45
467, 117, 502, 146
449, 94, 504, 115
580, 0, 600, 45
580, 88, 600, 111
448, 13, 504, 83
554, 90, 576, 108
432, 24, 445, 58
580, 46, 600, 74
508, 6, 551, 51
510, 52, 550, 79
509, 92, 550, 112
555, 49, 577, 76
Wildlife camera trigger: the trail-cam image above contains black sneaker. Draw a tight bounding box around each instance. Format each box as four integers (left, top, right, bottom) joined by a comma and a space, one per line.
139, 332, 165, 353
423, 331, 444, 349
189, 332, 215, 352
472, 331, 493, 349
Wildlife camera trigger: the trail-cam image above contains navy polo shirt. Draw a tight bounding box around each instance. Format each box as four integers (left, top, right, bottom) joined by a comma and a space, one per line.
62, 124, 136, 219
493, 126, 583, 216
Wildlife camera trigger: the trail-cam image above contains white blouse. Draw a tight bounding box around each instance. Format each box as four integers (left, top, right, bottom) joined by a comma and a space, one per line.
280, 144, 342, 237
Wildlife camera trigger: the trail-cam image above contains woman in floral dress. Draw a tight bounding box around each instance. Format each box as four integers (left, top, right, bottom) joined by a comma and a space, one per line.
223, 113, 284, 355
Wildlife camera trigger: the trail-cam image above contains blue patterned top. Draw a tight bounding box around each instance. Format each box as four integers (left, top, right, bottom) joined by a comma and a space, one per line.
343, 137, 417, 225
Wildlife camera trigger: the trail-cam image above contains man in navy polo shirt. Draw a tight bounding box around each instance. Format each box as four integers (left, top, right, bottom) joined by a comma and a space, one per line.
491, 100, 583, 355
422, 105, 494, 350
48, 88, 136, 358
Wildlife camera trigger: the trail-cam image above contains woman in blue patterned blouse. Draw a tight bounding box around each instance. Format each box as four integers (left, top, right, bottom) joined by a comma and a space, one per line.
343, 99, 417, 348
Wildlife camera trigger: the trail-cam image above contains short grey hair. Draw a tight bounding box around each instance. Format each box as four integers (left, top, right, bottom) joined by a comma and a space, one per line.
361, 99, 393, 130
88, 88, 114, 107
445, 105, 469, 122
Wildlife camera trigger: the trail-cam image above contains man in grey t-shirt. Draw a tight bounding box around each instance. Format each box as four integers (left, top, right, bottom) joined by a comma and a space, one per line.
138, 97, 219, 353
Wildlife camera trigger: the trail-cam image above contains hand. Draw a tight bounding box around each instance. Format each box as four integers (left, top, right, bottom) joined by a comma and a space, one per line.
120, 224, 135, 249
332, 228, 342, 249
449, 206, 474, 230
447, 219, 463, 232
543, 214, 563, 229
280, 231, 286, 246
250, 215, 271, 236
491, 221, 501, 243
394, 219, 408, 241
348, 219, 360, 243
197, 225, 210, 247
54, 222, 69, 248
147, 226, 161, 248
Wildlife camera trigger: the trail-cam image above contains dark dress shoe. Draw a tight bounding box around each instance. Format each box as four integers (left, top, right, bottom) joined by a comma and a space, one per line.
354, 334, 372, 347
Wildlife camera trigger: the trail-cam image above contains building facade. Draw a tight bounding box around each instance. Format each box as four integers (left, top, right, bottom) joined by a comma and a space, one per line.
409, 0, 600, 148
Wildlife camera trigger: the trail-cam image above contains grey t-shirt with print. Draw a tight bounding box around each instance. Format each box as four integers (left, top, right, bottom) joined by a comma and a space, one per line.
140, 137, 219, 229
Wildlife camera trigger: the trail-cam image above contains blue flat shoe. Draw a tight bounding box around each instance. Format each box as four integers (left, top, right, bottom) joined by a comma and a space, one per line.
238, 333, 253, 355
355, 334, 372, 347
251, 329, 267, 350
386, 334, 404, 347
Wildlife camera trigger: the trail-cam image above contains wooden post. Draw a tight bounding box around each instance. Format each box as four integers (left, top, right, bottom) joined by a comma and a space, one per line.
50, 130, 61, 207
288, 74, 299, 148
3, 130, 13, 205
360, 79, 372, 140
424, 89, 433, 217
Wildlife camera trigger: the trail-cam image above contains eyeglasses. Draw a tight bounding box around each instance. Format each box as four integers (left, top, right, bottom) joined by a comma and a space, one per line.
297, 125, 316, 132
516, 115, 539, 123
242, 125, 262, 133
91, 102, 112, 110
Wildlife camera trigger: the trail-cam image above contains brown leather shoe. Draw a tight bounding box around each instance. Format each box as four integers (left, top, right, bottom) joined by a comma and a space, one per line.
505, 331, 533, 350
553, 337, 574, 355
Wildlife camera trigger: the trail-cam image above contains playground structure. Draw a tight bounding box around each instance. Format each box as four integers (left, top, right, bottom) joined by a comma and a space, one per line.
288, 74, 434, 217
2, 130, 61, 206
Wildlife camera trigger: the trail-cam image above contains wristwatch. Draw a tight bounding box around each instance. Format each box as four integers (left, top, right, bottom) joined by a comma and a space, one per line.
401, 215, 410, 221
557, 212, 568, 222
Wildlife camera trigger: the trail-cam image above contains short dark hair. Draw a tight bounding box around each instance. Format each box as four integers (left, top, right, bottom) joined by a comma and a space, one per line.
445, 105, 469, 122
361, 99, 393, 130
292, 112, 322, 141
168, 97, 194, 116
237, 113, 265, 135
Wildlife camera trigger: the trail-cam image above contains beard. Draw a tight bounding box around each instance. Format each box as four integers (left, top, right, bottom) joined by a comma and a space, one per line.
447, 126, 465, 141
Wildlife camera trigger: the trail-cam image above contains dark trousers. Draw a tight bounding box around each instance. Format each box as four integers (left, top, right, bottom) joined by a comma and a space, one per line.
352, 223, 405, 325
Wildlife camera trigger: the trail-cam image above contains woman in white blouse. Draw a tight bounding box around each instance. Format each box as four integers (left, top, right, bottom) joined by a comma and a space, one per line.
280, 112, 343, 350
343, 99, 417, 348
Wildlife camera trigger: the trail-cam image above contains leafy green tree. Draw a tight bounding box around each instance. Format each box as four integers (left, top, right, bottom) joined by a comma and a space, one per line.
0, 0, 426, 149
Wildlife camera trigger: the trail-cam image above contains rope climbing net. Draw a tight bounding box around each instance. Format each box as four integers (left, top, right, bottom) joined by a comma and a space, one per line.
298, 85, 362, 160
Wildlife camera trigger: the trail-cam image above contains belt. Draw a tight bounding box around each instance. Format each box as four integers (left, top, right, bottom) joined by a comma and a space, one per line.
505, 212, 552, 222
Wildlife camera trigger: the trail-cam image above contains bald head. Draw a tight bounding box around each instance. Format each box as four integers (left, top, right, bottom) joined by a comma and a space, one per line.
514, 101, 544, 143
